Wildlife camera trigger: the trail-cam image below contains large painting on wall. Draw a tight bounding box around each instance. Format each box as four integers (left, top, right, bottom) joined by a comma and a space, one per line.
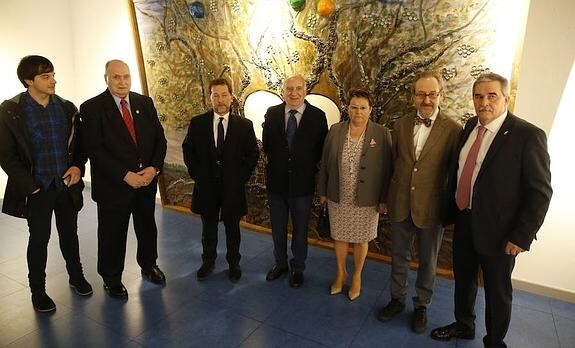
129, 0, 528, 274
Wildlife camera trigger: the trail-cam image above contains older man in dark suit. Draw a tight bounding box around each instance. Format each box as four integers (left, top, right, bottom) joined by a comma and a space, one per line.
182, 78, 259, 283
378, 71, 461, 332
80, 60, 167, 299
262, 75, 328, 288
430, 73, 552, 347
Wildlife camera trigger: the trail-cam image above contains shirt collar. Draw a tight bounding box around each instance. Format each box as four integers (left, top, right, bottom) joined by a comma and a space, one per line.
110, 92, 131, 109
23, 91, 56, 108
480, 109, 507, 134
214, 112, 230, 121
284, 102, 306, 115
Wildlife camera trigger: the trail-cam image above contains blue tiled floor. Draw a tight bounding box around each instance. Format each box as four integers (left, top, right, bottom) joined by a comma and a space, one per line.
0, 192, 573, 347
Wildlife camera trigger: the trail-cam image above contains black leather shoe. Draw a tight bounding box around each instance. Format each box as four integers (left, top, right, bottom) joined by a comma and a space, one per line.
103, 283, 128, 299
289, 270, 303, 288
430, 322, 475, 341
266, 265, 288, 281
196, 262, 215, 281
69, 277, 93, 296
228, 265, 242, 283
31, 292, 56, 312
141, 265, 166, 284
411, 306, 427, 333
377, 298, 405, 321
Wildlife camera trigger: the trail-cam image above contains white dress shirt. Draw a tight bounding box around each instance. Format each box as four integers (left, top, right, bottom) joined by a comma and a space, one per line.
213, 112, 229, 147
413, 108, 439, 160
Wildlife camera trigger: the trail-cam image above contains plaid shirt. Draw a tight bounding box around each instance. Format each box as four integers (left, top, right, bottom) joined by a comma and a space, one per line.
22, 92, 69, 190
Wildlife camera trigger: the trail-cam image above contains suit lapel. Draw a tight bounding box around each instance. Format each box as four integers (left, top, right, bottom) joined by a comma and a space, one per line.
477, 113, 515, 178
401, 116, 416, 161
225, 114, 238, 149
205, 111, 216, 154
361, 121, 374, 156
129, 92, 144, 148
336, 121, 348, 172
276, 104, 287, 141
103, 91, 137, 149
418, 113, 446, 160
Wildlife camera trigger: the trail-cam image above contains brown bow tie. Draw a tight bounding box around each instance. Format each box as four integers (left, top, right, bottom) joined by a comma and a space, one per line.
414, 116, 432, 127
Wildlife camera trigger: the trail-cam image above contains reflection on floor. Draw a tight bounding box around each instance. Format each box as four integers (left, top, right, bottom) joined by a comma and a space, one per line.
0, 192, 573, 347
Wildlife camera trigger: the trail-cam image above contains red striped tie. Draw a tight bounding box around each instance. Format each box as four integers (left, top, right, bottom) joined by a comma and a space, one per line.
120, 98, 137, 145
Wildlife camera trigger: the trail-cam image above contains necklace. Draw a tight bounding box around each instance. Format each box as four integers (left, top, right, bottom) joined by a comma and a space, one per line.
345, 125, 366, 176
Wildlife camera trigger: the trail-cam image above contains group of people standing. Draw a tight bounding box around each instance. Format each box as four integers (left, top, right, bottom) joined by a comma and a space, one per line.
0, 55, 552, 348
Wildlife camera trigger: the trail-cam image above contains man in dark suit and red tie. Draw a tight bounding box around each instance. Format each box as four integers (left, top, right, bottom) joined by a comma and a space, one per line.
80, 60, 167, 299
431, 73, 552, 347
182, 78, 259, 283
262, 75, 328, 288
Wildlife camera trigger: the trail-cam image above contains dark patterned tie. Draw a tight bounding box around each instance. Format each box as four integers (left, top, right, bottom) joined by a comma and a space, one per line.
414, 116, 432, 127
120, 98, 137, 144
217, 117, 225, 151
286, 109, 297, 149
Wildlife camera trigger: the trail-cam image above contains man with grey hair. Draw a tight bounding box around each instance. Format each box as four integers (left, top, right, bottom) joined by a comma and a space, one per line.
431, 73, 552, 347
80, 60, 167, 299
262, 75, 328, 288
378, 71, 461, 333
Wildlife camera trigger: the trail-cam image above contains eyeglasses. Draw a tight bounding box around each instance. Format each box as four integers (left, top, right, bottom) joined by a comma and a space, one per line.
415, 91, 441, 100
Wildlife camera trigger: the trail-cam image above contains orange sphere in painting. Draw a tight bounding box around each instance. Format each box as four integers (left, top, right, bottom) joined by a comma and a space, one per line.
317, 0, 335, 17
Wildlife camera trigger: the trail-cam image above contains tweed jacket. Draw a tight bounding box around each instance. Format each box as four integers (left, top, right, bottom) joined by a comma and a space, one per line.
387, 112, 461, 229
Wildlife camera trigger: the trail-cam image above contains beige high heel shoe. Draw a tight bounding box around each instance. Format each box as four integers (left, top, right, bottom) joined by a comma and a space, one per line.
330, 273, 347, 295
348, 276, 361, 301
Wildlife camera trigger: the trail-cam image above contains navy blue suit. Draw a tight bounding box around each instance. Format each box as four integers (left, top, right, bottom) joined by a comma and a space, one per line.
262, 101, 328, 271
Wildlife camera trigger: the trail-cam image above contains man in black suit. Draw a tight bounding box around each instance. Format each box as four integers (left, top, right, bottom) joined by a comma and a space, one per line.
262, 75, 328, 287
80, 60, 167, 299
182, 78, 259, 283
430, 73, 552, 347
0, 55, 92, 312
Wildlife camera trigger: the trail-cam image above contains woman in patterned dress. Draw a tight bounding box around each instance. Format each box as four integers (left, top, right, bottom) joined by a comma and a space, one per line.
318, 88, 392, 301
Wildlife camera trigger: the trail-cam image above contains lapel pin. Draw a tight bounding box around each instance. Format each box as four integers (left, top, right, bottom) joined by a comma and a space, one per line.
135, 109, 140, 115
503, 130, 509, 135
369, 138, 377, 147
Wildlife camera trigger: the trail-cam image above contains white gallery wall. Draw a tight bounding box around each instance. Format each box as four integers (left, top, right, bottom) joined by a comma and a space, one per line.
0, 0, 573, 299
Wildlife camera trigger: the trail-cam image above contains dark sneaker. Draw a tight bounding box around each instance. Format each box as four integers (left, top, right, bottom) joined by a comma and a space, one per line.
69, 277, 93, 296
32, 292, 56, 312
412, 306, 427, 333
377, 298, 405, 321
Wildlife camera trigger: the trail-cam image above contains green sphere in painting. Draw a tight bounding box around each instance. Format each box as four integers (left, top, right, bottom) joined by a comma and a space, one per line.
289, 0, 306, 12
